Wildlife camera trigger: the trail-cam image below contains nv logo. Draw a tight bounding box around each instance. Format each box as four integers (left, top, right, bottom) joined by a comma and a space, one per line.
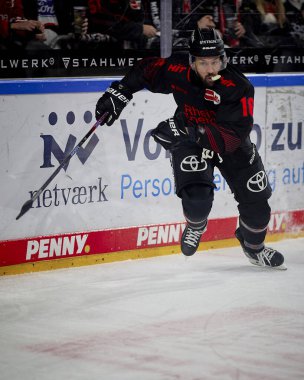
40, 134, 99, 171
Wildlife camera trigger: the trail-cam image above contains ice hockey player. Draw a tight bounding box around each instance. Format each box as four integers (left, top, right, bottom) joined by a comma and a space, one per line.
95, 27, 286, 270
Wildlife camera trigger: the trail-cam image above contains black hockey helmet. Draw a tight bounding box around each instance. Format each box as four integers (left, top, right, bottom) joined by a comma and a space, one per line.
189, 28, 227, 69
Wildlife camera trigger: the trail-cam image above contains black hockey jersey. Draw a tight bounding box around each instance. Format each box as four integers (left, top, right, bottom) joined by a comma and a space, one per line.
121, 54, 254, 154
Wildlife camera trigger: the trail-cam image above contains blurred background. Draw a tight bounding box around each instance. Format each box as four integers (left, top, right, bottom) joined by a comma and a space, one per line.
0, 1, 303, 77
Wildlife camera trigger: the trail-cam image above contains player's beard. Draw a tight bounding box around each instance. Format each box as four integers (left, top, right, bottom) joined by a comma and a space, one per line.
201, 74, 216, 87
193, 65, 218, 87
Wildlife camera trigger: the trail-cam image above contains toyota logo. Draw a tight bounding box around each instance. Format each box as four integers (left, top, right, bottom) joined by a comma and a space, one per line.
247, 171, 268, 192
180, 155, 208, 172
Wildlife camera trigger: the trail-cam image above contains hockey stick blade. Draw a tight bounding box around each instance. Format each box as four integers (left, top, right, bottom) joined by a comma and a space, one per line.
16, 199, 34, 220
16, 112, 109, 220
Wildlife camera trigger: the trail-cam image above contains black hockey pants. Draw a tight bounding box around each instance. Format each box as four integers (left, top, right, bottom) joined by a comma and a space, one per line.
170, 138, 272, 247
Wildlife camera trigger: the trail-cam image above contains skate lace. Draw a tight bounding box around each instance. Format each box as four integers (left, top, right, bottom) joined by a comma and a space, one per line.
258, 247, 276, 266
184, 228, 203, 247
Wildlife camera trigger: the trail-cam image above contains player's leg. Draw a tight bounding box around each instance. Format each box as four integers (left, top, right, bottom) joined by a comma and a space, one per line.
170, 144, 215, 256
151, 117, 216, 256
235, 201, 285, 269
218, 140, 286, 269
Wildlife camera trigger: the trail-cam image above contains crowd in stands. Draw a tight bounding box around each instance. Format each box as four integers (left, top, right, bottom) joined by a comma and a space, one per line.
174, 0, 304, 48
0, 0, 303, 50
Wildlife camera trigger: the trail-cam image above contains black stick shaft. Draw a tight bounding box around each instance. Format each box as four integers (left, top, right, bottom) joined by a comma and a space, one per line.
16, 112, 108, 220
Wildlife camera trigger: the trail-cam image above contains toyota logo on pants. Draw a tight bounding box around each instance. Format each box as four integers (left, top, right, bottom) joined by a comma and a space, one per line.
180, 155, 208, 172
247, 171, 268, 192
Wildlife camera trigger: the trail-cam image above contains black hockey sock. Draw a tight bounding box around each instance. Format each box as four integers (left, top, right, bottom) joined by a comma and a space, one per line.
239, 218, 268, 254
184, 216, 207, 231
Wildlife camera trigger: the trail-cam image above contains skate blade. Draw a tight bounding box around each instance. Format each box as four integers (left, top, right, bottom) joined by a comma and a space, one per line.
248, 258, 287, 270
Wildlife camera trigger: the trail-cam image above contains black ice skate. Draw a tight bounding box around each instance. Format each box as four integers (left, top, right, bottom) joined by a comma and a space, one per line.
181, 224, 206, 256
235, 228, 286, 270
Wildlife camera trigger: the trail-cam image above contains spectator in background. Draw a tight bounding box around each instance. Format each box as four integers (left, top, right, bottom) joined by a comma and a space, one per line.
252, 0, 294, 46
21, 0, 88, 49
88, 0, 157, 49
255, 0, 286, 30
170, 1, 218, 48
218, 0, 247, 46
141, 0, 159, 38
0, 0, 44, 49
174, 0, 299, 48
173, 0, 263, 48
281, 0, 304, 46
143, 0, 161, 32
183, 2, 218, 33
140, 0, 162, 49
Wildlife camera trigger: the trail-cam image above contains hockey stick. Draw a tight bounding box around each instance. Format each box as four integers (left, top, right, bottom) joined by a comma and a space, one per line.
16, 112, 109, 220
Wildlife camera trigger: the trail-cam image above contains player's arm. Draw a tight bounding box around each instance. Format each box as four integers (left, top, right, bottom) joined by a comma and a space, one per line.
120, 57, 172, 93
95, 57, 171, 126
198, 84, 254, 154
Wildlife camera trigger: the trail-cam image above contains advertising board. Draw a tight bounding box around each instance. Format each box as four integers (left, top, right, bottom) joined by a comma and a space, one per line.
0, 75, 303, 274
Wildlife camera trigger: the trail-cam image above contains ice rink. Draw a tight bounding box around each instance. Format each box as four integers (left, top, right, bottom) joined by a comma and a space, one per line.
1, 237, 304, 380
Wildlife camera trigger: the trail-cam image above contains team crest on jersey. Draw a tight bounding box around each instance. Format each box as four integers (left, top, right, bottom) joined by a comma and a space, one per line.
204, 89, 221, 105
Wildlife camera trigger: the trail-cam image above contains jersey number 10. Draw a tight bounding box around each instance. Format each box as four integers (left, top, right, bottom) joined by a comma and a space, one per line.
240, 97, 254, 117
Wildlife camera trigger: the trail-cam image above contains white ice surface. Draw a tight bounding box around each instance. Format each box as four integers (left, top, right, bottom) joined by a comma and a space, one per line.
0, 238, 304, 380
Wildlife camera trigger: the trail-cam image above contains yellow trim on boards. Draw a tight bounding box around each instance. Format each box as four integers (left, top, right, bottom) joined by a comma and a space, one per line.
1, 231, 303, 276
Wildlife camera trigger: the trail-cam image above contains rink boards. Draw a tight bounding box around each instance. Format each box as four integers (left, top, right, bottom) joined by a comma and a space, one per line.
0, 74, 303, 274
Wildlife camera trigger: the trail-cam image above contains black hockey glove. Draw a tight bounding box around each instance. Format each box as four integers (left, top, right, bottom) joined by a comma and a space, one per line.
95, 81, 133, 126
151, 115, 200, 151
